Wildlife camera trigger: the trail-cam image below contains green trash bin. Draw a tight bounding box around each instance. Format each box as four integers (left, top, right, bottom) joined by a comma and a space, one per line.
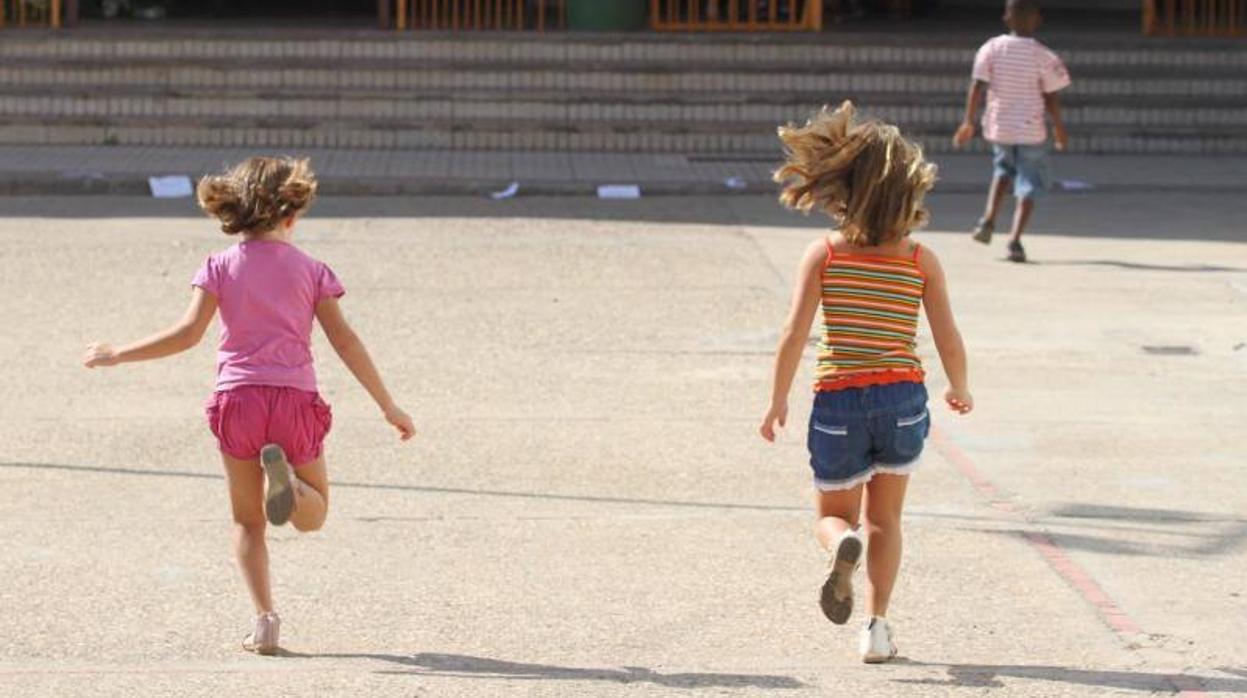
566, 0, 647, 30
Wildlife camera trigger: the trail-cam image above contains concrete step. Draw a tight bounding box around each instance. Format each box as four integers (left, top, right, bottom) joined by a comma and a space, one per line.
4, 94, 1245, 132
3, 53, 1243, 80
3, 65, 1244, 101
7, 83, 1246, 109
4, 117, 1244, 155
2, 35, 1244, 72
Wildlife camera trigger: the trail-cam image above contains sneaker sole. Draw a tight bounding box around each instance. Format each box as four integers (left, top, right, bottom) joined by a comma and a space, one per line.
819, 535, 862, 625
260, 445, 294, 527
972, 231, 993, 244
244, 640, 279, 656
861, 651, 897, 664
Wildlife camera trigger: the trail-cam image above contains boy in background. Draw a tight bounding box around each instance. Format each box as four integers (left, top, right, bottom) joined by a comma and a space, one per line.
954, 0, 1071, 263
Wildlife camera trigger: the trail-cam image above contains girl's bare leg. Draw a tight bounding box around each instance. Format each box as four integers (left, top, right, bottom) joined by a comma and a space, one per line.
861, 473, 911, 617
222, 454, 273, 614
288, 456, 329, 533
815, 485, 863, 551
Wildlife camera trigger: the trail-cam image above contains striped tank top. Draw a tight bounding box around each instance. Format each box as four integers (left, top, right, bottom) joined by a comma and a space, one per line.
815, 238, 926, 391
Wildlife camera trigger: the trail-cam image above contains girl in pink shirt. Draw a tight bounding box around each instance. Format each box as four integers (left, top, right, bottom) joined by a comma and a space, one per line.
83, 157, 415, 655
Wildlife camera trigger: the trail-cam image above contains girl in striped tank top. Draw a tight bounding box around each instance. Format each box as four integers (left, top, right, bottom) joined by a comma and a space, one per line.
760, 102, 974, 663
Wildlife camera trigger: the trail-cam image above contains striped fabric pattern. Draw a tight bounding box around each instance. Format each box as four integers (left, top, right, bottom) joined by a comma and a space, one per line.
972, 34, 1071, 145
815, 240, 926, 391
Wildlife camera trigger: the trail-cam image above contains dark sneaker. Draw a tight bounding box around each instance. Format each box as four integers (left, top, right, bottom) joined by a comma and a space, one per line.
261, 444, 295, 526
972, 218, 994, 244
819, 529, 863, 625
1007, 240, 1027, 263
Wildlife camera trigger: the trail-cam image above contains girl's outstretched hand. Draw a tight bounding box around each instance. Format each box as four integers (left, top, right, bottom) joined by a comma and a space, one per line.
384, 406, 416, 441
759, 401, 788, 442
944, 387, 974, 415
82, 342, 119, 368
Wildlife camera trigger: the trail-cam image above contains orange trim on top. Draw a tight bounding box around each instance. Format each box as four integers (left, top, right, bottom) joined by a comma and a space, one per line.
815, 369, 925, 392
822, 237, 926, 277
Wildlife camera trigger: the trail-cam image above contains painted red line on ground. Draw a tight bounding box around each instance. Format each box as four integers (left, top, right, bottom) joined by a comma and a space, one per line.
929, 426, 1143, 635
931, 426, 1212, 696
1022, 531, 1143, 636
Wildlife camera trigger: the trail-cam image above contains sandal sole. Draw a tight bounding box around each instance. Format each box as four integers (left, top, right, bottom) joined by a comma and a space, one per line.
819, 535, 862, 625
261, 445, 294, 527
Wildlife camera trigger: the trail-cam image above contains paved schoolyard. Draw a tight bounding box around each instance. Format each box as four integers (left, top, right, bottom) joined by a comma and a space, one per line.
0, 190, 1244, 696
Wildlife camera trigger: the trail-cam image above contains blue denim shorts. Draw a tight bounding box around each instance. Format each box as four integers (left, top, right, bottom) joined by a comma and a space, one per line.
991, 143, 1050, 200
807, 382, 930, 491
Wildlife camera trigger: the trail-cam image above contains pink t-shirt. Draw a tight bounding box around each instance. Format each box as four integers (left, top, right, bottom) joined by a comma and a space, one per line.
192, 240, 344, 393
972, 34, 1071, 145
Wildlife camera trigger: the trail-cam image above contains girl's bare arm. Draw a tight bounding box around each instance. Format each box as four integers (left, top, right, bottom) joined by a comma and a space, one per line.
315, 297, 415, 440
919, 249, 973, 414
83, 288, 217, 367
759, 239, 827, 442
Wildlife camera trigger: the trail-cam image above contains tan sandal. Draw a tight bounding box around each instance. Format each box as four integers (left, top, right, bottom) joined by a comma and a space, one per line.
261, 444, 296, 526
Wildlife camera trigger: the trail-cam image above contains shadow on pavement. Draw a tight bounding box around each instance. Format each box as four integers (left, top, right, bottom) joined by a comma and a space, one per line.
0, 461, 802, 513
276, 651, 805, 689
956, 502, 1247, 559
895, 662, 1247, 693
977, 520, 1247, 559
1, 193, 1246, 242
1034, 260, 1247, 273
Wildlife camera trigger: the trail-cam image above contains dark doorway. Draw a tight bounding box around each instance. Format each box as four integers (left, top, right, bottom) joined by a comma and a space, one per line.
79, 0, 377, 20
193, 0, 376, 18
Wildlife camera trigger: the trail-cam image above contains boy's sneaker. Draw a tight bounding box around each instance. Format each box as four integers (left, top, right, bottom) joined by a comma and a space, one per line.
819, 529, 863, 625
260, 444, 296, 526
1007, 239, 1027, 263
859, 616, 898, 664
971, 218, 994, 244
242, 611, 281, 655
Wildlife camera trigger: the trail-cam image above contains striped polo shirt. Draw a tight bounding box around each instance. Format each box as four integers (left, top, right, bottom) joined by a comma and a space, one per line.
972, 34, 1071, 145
815, 239, 926, 391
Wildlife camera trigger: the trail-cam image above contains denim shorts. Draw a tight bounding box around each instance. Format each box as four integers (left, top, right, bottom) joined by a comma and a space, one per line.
807, 382, 930, 491
991, 143, 1050, 200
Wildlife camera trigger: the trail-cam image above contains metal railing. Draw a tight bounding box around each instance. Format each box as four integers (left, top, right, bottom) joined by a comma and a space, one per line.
396, 0, 566, 30
0, 0, 62, 28
650, 0, 822, 31
1144, 0, 1244, 36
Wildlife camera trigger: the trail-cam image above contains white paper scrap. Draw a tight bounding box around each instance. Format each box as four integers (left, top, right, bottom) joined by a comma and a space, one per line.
597, 184, 641, 200
1058, 179, 1094, 192
148, 175, 194, 198
490, 181, 520, 200
724, 176, 747, 191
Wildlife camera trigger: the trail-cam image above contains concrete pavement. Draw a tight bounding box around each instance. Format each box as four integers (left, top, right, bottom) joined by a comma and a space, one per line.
1, 146, 1245, 197
0, 190, 1244, 696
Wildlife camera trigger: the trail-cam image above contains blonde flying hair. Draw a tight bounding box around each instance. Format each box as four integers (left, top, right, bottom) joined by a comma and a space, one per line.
774, 101, 937, 246
196, 156, 318, 235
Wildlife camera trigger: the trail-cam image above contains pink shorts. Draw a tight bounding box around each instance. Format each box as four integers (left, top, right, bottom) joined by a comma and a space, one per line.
204, 385, 332, 467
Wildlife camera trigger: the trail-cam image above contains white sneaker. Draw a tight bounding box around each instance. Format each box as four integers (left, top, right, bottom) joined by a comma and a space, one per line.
819, 529, 863, 624
859, 616, 898, 664
242, 611, 281, 655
